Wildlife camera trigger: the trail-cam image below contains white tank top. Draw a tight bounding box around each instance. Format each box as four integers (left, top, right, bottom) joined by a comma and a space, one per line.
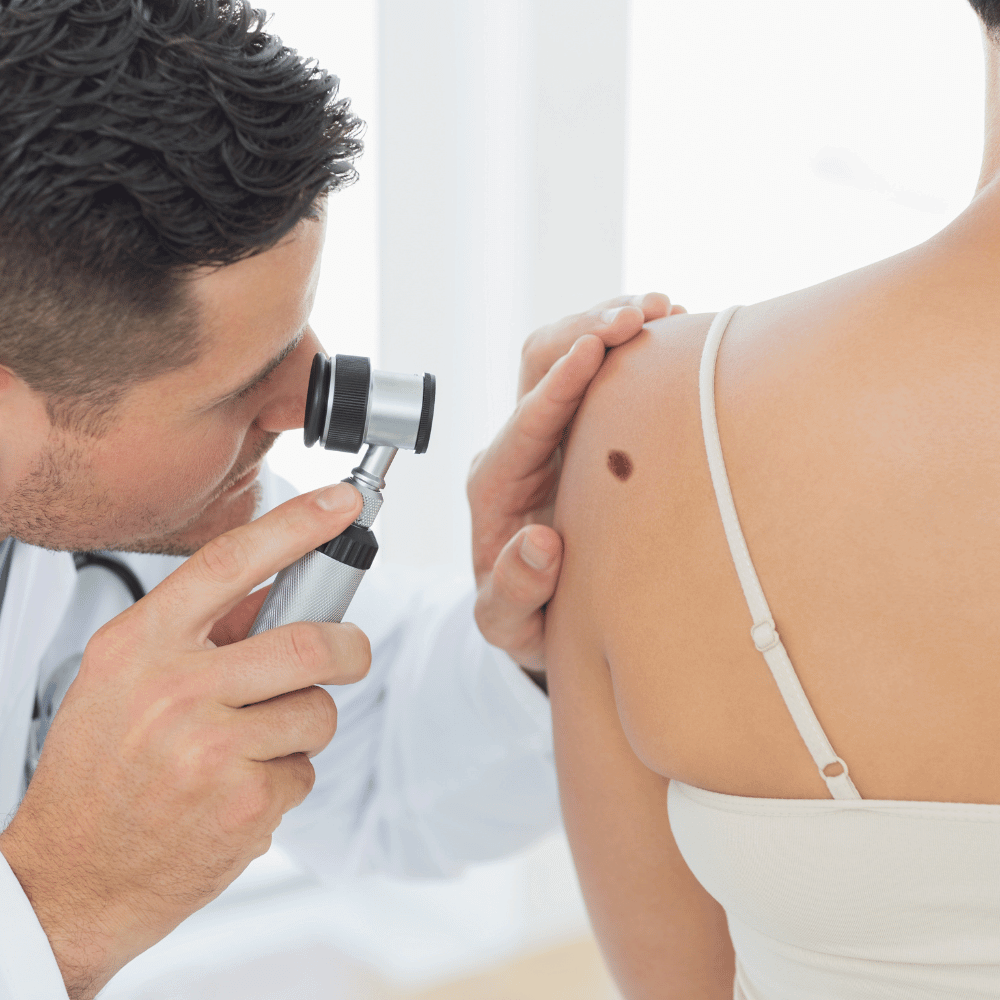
666, 305, 1000, 999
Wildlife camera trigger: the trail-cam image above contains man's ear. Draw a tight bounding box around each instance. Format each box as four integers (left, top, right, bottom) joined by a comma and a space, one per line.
0, 364, 65, 439
0, 366, 39, 422
0, 365, 47, 415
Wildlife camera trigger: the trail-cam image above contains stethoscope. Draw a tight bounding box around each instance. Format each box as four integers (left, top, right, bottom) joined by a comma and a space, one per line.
19, 543, 146, 786
72, 550, 146, 603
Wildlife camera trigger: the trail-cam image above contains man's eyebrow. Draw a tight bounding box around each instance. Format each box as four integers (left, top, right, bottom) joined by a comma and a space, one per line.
211, 332, 305, 405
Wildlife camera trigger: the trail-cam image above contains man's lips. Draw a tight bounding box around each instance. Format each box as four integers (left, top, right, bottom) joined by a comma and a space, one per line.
221, 463, 262, 495
218, 434, 279, 499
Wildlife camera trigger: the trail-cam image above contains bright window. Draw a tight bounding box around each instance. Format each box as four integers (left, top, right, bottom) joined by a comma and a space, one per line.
624, 0, 984, 309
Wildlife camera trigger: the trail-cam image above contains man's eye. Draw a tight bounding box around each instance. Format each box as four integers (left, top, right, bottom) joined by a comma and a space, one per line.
233, 369, 276, 401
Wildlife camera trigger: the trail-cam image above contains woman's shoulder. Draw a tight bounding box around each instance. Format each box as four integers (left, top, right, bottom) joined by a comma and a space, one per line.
556, 308, 715, 532
556, 262, 1000, 638
563, 244, 1000, 526
553, 260, 1000, 800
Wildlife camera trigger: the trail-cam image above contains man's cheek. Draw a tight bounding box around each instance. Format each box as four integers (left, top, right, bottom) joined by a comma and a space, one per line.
136, 441, 236, 510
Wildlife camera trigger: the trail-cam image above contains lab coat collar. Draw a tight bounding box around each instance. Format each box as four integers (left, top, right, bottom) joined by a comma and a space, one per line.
0, 545, 76, 824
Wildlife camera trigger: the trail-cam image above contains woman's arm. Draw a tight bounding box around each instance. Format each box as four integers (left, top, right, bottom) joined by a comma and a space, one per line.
546, 591, 736, 998
545, 312, 736, 998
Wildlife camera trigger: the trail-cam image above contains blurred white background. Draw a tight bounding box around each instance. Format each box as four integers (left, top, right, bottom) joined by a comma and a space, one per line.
103, 1, 986, 997
624, 0, 984, 307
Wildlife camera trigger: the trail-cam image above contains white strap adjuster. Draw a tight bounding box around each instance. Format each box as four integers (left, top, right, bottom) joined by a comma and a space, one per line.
751, 618, 780, 652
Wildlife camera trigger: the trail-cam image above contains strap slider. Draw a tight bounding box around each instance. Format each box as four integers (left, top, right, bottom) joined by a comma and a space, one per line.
751, 619, 780, 652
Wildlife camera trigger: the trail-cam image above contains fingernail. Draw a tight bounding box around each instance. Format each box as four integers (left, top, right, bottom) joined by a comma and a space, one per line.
600, 307, 625, 325
316, 483, 360, 512
521, 532, 555, 571
569, 335, 588, 354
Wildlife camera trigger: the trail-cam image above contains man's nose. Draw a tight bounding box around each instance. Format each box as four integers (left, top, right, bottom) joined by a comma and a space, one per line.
255, 328, 324, 433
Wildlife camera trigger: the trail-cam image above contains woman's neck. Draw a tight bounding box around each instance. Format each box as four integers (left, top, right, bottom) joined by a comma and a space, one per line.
975, 33, 1000, 196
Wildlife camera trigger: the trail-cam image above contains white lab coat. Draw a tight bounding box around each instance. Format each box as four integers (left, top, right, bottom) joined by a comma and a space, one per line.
0, 466, 558, 998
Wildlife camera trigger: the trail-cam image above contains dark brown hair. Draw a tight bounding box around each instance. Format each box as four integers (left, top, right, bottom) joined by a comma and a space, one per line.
969, 0, 1000, 40
0, 0, 363, 432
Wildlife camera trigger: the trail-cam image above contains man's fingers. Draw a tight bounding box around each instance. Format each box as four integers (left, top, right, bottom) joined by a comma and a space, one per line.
470, 332, 606, 509
207, 620, 372, 708
483, 290, 676, 491
518, 291, 672, 398
147, 483, 363, 643
474, 525, 562, 671
208, 587, 270, 647
257, 753, 317, 818
238, 686, 339, 761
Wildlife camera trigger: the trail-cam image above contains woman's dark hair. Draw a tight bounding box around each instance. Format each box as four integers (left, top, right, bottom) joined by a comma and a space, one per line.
0, 0, 363, 432
969, 0, 1000, 40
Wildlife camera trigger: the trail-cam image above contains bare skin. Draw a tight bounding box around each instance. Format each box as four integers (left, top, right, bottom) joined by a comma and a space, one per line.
467, 294, 685, 671
546, 21, 1000, 1000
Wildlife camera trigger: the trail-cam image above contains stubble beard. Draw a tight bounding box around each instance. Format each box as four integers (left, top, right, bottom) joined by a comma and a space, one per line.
0, 432, 278, 557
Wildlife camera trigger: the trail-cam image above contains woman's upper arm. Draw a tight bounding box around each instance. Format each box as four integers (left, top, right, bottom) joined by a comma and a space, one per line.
546, 314, 736, 998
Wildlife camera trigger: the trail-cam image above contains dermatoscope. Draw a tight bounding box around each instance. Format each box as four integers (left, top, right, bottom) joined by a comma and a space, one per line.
247, 354, 435, 636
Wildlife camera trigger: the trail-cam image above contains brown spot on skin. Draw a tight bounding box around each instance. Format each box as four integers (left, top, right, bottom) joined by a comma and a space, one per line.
608, 450, 633, 482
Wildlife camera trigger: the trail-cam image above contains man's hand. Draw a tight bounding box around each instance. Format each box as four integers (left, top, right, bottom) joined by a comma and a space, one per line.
0, 483, 369, 1000
468, 292, 684, 673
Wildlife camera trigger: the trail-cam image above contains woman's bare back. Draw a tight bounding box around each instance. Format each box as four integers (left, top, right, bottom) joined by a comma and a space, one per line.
554, 211, 1000, 806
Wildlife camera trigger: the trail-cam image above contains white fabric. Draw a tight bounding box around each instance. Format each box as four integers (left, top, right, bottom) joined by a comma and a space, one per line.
0, 464, 557, 998
668, 305, 1000, 999
0, 852, 65, 1000
698, 305, 859, 800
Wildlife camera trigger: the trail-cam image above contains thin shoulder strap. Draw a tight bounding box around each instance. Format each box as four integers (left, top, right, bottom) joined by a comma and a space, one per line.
699, 306, 861, 801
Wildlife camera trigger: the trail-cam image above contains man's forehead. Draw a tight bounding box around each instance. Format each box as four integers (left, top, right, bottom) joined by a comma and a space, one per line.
181, 218, 325, 390
188, 220, 324, 332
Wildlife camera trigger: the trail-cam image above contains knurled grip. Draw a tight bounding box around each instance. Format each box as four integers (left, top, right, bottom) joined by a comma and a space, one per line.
248, 473, 382, 636
349, 478, 382, 528
248, 550, 366, 633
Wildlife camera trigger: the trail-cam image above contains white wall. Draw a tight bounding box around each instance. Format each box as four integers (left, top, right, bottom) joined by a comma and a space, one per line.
264, 0, 381, 495
624, 0, 985, 310
376, 0, 630, 573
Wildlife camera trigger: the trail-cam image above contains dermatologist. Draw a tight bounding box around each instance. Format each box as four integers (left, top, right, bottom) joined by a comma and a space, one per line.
0, 2, 680, 998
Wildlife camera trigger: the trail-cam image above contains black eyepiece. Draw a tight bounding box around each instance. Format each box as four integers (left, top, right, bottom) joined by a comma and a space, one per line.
304, 353, 371, 452
303, 353, 331, 448
415, 373, 436, 454
326, 355, 371, 452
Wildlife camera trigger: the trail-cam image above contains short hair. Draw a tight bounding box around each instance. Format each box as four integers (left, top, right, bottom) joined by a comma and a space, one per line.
969, 0, 1000, 41
0, 0, 363, 433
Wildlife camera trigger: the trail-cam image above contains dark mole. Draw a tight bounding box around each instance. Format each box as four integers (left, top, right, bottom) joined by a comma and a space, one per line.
607, 450, 633, 482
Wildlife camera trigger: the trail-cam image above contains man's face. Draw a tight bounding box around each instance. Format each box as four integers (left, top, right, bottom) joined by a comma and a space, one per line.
0, 215, 328, 556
